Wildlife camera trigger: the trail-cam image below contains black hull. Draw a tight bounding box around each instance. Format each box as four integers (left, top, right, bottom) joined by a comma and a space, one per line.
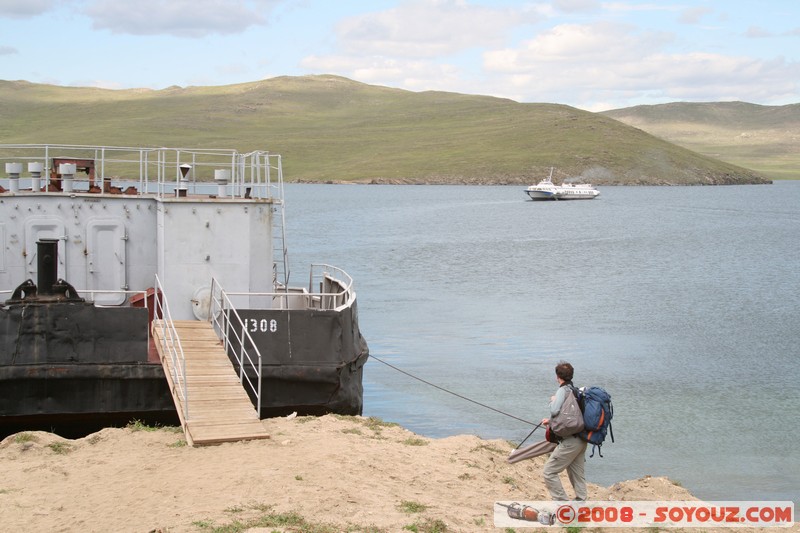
0, 363, 177, 439
229, 304, 369, 417
1, 300, 368, 438
257, 361, 367, 417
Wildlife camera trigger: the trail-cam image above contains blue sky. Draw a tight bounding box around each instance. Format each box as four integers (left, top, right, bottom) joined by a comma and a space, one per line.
1, 0, 798, 110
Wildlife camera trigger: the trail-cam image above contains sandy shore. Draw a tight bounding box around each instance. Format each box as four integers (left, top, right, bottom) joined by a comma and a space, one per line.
0, 414, 793, 532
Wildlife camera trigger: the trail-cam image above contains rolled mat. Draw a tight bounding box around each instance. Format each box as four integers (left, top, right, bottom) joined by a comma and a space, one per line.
507, 440, 557, 464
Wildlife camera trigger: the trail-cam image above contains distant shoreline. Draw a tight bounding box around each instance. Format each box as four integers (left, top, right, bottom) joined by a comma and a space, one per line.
292, 177, 774, 186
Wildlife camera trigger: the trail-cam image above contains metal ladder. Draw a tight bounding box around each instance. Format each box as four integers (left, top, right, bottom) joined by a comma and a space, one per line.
270, 155, 289, 288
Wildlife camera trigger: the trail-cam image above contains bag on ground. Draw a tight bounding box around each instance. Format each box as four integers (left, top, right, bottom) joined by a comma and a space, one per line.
549, 387, 585, 437
576, 386, 614, 457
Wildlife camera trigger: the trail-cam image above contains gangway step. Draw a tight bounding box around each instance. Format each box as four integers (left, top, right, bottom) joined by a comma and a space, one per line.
151, 319, 269, 447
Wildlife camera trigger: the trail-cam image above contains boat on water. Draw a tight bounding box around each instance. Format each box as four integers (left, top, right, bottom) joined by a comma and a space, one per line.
0, 144, 369, 439
525, 169, 600, 201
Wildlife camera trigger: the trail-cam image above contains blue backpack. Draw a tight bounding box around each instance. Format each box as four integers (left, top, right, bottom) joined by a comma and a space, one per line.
576, 386, 614, 457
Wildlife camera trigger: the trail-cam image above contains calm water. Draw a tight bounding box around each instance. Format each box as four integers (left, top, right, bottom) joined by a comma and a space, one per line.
283, 181, 800, 502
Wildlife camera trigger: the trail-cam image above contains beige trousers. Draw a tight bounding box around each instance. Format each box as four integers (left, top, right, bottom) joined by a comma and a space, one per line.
542, 435, 588, 500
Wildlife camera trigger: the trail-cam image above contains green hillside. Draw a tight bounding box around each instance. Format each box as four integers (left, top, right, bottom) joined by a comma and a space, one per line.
0, 75, 769, 185
603, 102, 799, 180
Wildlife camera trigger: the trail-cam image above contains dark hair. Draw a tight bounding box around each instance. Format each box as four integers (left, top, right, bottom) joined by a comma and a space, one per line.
555, 361, 574, 382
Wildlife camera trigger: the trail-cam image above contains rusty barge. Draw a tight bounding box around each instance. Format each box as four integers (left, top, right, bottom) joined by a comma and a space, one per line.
0, 144, 369, 439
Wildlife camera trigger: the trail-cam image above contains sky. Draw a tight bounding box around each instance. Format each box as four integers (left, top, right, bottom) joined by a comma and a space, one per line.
1, 0, 798, 111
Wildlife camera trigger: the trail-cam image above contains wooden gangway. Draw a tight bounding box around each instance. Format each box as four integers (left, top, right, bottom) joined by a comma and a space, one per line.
151, 319, 270, 446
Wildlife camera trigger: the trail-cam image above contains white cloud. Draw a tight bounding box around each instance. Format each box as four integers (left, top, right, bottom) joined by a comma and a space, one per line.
601, 2, 682, 13
481, 22, 800, 108
334, 0, 538, 58
300, 3, 800, 111
0, 45, 20, 55
70, 79, 125, 90
84, 0, 279, 38
0, 0, 57, 19
301, 54, 465, 93
484, 22, 671, 67
746, 26, 772, 38
298, 0, 546, 98
554, 0, 601, 13
679, 6, 712, 24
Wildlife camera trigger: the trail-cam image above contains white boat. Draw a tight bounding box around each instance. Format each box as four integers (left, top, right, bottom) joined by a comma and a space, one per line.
525, 169, 600, 201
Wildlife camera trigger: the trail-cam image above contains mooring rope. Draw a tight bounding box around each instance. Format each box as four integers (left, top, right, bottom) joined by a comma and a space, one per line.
370, 354, 537, 427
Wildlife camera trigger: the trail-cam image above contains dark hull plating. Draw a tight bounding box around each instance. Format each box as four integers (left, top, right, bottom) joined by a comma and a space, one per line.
229, 305, 369, 417
0, 364, 178, 438
0, 301, 175, 438
1, 301, 368, 438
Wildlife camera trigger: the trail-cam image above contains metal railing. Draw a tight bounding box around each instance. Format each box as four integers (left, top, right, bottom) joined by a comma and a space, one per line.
0, 287, 148, 303
152, 275, 189, 421
223, 264, 356, 312
0, 144, 283, 201
307, 263, 355, 311
209, 277, 263, 417
75, 288, 149, 304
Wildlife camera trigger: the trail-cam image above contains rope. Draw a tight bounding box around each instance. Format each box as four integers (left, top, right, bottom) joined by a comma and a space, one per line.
370, 354, 538, 427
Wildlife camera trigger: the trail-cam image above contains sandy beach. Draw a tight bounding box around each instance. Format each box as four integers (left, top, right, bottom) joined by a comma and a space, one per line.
0, 414, 793, 532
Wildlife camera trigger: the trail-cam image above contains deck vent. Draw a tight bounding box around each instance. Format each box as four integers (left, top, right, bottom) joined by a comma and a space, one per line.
214, 169, 230, 198
178, 164, 191, 197
28, 162, 43, 192
59, 163, 76, 193
5, 162, 22, 193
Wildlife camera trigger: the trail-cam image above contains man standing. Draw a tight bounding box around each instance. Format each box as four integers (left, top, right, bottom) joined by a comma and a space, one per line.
541, 361, 588, 501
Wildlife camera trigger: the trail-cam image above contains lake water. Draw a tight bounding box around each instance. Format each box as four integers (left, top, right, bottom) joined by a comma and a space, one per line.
283, 180, 800, 503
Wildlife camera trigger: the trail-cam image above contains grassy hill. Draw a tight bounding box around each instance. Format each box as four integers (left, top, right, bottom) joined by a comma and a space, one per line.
603, 101, 799, 180
0, 75, 769, 185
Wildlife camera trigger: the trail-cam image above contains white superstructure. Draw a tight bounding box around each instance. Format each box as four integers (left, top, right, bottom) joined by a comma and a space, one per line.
0, 144, 284, 319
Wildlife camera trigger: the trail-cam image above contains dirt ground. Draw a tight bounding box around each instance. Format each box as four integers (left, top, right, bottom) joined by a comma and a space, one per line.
0, 414, 794, 532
